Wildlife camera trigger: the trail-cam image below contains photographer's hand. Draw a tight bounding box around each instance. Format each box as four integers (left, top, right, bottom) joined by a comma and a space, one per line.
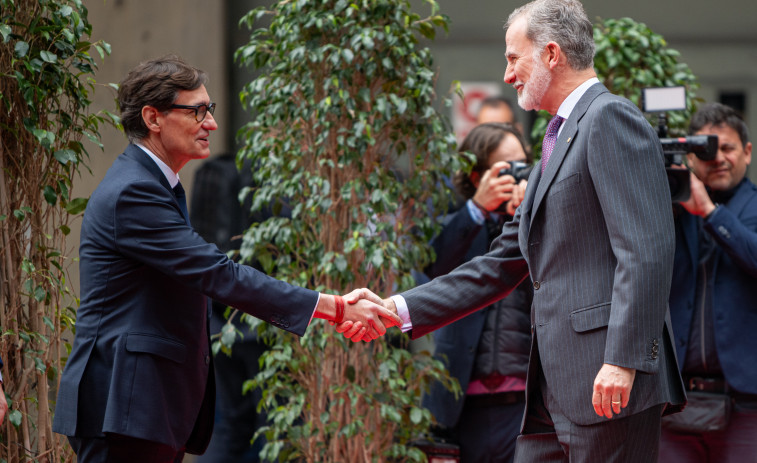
472, 161, 516, 212
505, 179, 528, 216
680, 169, 717, 217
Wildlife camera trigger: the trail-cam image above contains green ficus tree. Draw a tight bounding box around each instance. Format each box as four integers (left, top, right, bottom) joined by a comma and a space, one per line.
530, 16, 700, 155
230, 0, 463, 461
0, 0, 114, 461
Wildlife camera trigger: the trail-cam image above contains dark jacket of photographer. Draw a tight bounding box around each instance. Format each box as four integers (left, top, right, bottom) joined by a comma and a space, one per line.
421, 202, 532, 429
669, 177, 757, 395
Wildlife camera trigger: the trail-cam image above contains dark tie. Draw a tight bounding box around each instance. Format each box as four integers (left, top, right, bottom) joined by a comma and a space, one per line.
541, 115, 565, 173
173, 182, 190, 225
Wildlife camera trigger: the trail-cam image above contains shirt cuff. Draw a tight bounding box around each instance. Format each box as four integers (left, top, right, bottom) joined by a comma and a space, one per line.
390, 295, 413, 333
466, 199, 486, 225
308, 293, 321, 325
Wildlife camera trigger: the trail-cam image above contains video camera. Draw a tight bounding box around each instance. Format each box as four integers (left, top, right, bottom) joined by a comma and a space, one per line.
642, 87, 718, 202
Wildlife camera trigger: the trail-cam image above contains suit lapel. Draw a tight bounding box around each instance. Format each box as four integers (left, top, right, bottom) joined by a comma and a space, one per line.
530, 83, 608, 222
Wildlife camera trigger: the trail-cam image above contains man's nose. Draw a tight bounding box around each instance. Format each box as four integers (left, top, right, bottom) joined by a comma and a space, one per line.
504, 64, 515, 85
203, 112, 218, 130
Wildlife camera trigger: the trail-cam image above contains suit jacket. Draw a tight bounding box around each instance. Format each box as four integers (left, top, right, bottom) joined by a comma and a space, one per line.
669, 178, 757, 394
402, 83, 685, 426
53, 144, 318, 453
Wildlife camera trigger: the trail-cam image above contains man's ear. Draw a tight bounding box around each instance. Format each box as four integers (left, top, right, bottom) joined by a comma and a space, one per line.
142, 106, 162, 132
745, 141, 752, 165
544, 42, 562, 69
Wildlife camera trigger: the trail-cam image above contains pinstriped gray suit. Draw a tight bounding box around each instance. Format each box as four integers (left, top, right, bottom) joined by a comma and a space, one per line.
402, 83, 685, 457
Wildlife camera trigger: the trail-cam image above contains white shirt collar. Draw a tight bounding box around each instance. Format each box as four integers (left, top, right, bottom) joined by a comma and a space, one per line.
556, 77, 600, 121
135, 143, 180, 188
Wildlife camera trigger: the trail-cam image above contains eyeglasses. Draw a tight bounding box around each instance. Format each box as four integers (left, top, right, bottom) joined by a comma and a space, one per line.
168, 102, 216, 122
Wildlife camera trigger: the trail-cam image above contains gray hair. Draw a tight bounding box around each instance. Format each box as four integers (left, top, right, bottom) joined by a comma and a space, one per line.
506, 0, 595, 70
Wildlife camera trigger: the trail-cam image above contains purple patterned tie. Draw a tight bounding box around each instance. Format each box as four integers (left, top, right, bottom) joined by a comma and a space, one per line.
541, 115, 564, 173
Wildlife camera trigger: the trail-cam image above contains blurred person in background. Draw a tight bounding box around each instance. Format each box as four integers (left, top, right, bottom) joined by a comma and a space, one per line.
423, 122, 532, 462
476, 95, 523, 136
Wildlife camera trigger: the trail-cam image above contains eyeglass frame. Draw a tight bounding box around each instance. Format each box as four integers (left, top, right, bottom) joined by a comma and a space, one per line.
168, 102, 216, 122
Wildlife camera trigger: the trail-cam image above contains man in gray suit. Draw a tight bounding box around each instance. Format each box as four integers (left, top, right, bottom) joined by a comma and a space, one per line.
342, 0, 685, 461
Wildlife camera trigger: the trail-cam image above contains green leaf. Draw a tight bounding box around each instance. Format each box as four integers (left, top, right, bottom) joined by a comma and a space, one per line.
65, 197, 88, 215
43, 316, 56, 332
34, 356, 46, 372
33, 285, 47, 302
15, 41, 29, 57
40, 50, 57, 63
409, 407, 423, 424
54, 149, 78, 165
0, 24, 11, 43
43, 185, 58, 205
220, 323, 238, 348
9, 410, 22, 428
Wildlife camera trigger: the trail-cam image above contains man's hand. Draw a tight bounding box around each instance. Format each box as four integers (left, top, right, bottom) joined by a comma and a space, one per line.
592, 363, 636, 419
680, 169, 717, 217
330, 289, 400, 342
472, 161, 516, 212
336, 293, 400, 343
0, 382, 7, 426
504, 179, 528, 216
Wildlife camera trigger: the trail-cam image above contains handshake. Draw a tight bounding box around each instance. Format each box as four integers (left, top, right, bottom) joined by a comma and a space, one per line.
315, 288, 401, 342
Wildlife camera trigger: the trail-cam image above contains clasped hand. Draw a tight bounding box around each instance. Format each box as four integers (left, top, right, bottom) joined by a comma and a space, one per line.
328, 288, 400, 342
330, 290, 399, 342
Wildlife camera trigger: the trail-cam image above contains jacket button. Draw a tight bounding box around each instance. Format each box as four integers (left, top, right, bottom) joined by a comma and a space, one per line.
533, 281, 541, 290
205, 355, 210, 365
652, 345, 659, 354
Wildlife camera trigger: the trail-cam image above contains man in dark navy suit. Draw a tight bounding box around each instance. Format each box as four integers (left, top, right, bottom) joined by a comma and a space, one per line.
52, 55, 399, 462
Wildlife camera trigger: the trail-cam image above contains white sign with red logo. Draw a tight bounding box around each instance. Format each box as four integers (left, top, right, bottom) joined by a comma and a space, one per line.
452, 81, 502, 144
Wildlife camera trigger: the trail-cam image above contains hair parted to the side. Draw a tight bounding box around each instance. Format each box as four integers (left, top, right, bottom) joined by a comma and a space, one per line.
117, 54, 208, 142
453, 123, 532, 199
689, 103, 750, 147
505, 0, 595, 71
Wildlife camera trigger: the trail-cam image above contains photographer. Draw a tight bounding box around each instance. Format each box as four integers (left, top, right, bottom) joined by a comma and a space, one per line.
661, 103, 757, 461
422, 122, 532, 462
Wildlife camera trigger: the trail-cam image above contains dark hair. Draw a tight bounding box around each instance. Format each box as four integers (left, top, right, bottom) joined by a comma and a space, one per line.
506, 0, 595, 71
689, 102, 750, 147
118, 54, 208, 142
478, 95, 518, 123
453, 123, 531, 199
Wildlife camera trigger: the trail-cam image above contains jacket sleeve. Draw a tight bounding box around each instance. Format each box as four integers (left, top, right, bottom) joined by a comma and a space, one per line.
113, 179, 319, 336
403, 206, 529, 339
704, 203, 757, 278
586, 98, 675, 373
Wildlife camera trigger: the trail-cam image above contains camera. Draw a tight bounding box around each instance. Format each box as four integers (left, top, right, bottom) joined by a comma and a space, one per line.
660, 135, 718, 202
642, 87, 718, 202
498, 161, 533, 183
495, 161, 533, 213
